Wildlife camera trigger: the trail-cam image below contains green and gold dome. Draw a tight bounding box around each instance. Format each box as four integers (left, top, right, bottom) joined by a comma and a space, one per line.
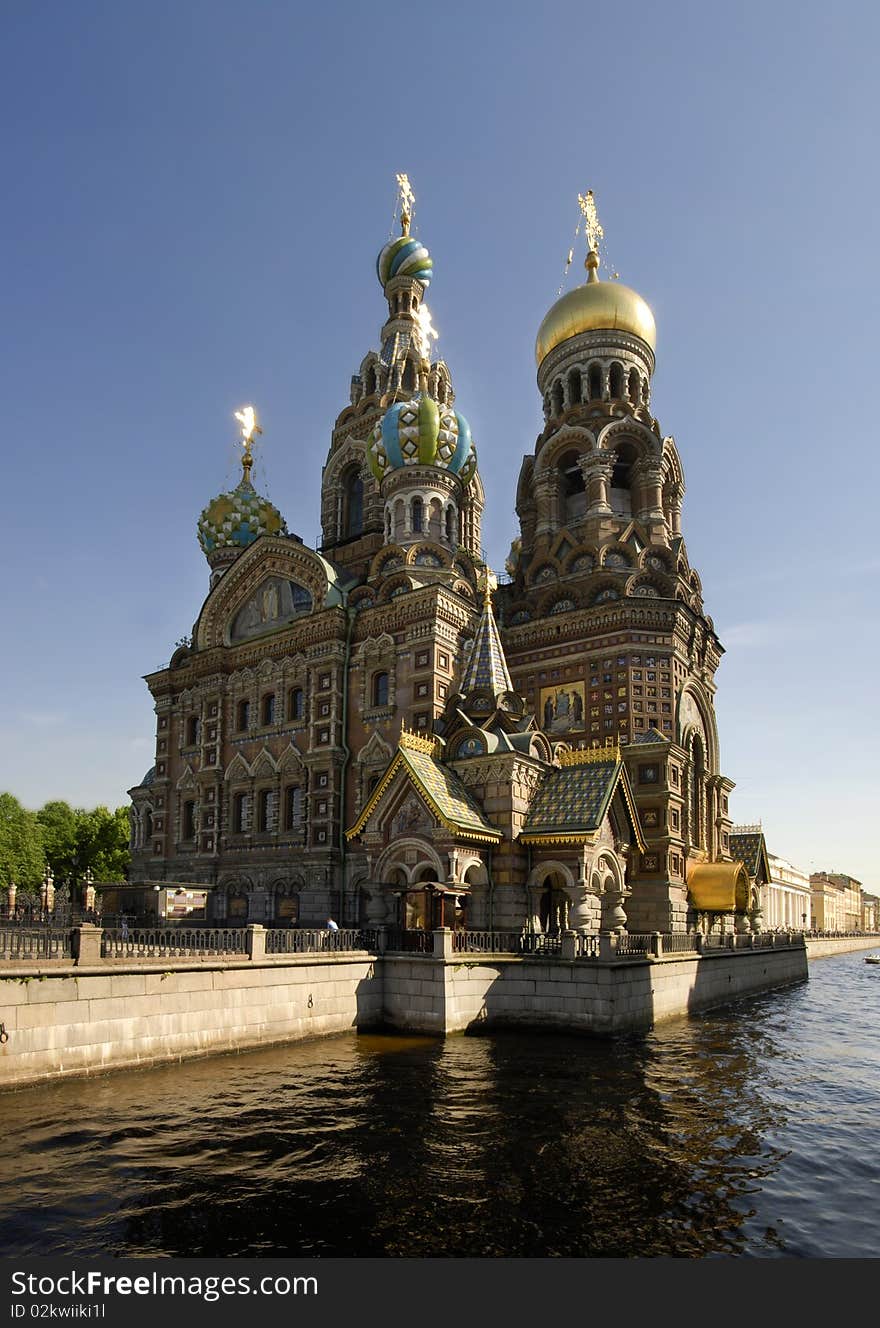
197, 407, 287, 565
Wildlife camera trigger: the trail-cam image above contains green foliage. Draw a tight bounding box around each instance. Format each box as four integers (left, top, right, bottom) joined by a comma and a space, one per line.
2, 794, 131, 899
0, 793, 44, 887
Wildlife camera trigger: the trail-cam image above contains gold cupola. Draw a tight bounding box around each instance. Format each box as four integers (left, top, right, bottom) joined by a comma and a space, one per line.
535, 192, 656, 367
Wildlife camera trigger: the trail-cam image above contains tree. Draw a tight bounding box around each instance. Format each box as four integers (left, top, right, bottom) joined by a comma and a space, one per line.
0, 793, 44, 889
82, 805, 130, 882
36, 800, 78, 885
36, 800, 130, 904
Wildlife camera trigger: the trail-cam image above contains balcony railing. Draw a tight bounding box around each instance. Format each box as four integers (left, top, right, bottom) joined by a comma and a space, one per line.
0, 927, 74, 960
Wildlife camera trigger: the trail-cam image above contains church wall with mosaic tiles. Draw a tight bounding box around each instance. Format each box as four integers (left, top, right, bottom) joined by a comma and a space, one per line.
128, 185, 748, 937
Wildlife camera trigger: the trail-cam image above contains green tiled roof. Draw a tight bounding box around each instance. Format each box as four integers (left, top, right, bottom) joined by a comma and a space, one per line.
521, 759, 620, 840
400, 747, 501, 840
729, 830, 770, 882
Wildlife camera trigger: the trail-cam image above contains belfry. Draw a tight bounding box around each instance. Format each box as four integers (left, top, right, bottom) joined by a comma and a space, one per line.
128, 180, 748, 938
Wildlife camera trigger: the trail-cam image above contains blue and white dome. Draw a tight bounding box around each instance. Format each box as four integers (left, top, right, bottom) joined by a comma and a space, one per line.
367, 393, 477, 485
377, 235, 433, 289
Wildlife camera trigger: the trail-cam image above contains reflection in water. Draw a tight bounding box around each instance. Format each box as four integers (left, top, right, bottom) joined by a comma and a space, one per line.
1, 954, 878, 1257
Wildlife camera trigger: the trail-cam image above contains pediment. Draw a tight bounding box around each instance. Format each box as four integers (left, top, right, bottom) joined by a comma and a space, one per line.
225, 752, 251, 781
356, 730, 394, 766
195, 539, 333, 651
278, 742, 306, 773
251, 747, 277, 780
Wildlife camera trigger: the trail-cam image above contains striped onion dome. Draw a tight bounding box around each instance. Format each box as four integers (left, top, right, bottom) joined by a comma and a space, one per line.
367, 393, 477, 485
376, 235, 433, 288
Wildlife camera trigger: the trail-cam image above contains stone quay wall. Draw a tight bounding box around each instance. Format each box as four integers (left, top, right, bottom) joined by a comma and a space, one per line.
0, 954, 381, 1089
805, 936, 879, 960
381, 943, 808, 1036
0, 927, 811, 1087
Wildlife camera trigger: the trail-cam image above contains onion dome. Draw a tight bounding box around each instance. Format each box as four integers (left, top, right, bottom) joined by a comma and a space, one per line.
367, 392, 477, 484
377, 235, 433, 289
197, 477, 287, 559
535, 249, 656, 366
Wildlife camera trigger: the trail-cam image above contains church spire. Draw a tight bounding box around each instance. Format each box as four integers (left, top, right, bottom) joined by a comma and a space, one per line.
460, 571, 514, 700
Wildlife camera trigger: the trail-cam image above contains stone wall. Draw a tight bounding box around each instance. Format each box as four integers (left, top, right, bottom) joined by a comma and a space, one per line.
0, 955, 381, 1088
0, 941, 808, 1089
805, 936, 879, 959
381, 946, 807, 1036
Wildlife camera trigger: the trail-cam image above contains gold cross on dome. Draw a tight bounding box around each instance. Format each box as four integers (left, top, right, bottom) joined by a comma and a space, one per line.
396, 173, 415, 235
577, 190, 604, 254
234, 405, 262, 452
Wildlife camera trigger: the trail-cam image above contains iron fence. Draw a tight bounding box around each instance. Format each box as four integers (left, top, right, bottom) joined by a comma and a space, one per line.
100, 928, 247, 959
264, 928, 373, 955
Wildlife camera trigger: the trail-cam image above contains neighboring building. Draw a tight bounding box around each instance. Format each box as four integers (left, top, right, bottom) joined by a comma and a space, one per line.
862, 892, 879, 932
813, 873, 863, 931
128, 188, 749, 935
729, 824, 771, 923
810, 871, 863, 931
765, 852, 812, 930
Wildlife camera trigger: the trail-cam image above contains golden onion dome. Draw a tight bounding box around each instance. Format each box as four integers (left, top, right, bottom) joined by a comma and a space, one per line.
535, 255, 656, 367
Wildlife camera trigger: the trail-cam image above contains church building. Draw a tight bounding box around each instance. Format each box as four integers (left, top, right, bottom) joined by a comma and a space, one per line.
128, 184, 748, 936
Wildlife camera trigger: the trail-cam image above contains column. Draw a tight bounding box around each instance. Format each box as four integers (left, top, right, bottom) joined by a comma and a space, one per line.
636, 460, 666, 523
533, 473, 558, 537
579, 453, 613, 516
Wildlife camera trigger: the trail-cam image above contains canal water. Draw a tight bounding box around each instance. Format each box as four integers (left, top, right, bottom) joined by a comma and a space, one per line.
1, 951, 878, 1259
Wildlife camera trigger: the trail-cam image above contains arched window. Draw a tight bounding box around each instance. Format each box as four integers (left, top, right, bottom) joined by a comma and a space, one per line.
559, 450, 586, 524
372, 672, 389, 707
144, 808, 153, 840
364, 365, 378, 396
587, 363, 602, 400
233, 792, 249, 834
445, 506, 455, 543
237, 699, 250, 732
411, 497, 423, 534
183, 800, 196, 840
186, 716, 199, 746
402, 359, 416, 391
288, 687, 304, 721
257, 788, 275, 833
343, 467, 363, 539
567, 368, 582, 406
610, 444, 636, 517
261, 693, 275, 726
628, 367, 641, 407
285, 785, 302, 831
689, 735, 704, 849
609, 363, 625, 398
551, 380, 564, 416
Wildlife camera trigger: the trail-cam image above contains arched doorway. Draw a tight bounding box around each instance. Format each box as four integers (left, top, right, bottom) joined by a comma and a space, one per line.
538, 871, 570, 935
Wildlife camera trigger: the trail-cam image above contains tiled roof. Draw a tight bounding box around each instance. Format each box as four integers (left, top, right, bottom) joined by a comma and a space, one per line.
631, 726, 668, 744
399, 746, 500, 840
346, 736, 501, 844
521, 758, 620, 840
729, 829, 770, 882
460, 593, 514, 697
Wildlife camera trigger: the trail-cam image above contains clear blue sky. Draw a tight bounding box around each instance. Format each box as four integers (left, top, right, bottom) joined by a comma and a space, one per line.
2, 1, 877, 888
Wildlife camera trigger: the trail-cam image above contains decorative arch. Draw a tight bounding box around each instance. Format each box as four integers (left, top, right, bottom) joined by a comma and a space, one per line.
534, 426, 595, 477
526, 556, 562, 588
677, 682, 720, 775
369, 545, 406, 580
375, 838, 446, 886
195, 539, 329, 652
405, 542, 453, 569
